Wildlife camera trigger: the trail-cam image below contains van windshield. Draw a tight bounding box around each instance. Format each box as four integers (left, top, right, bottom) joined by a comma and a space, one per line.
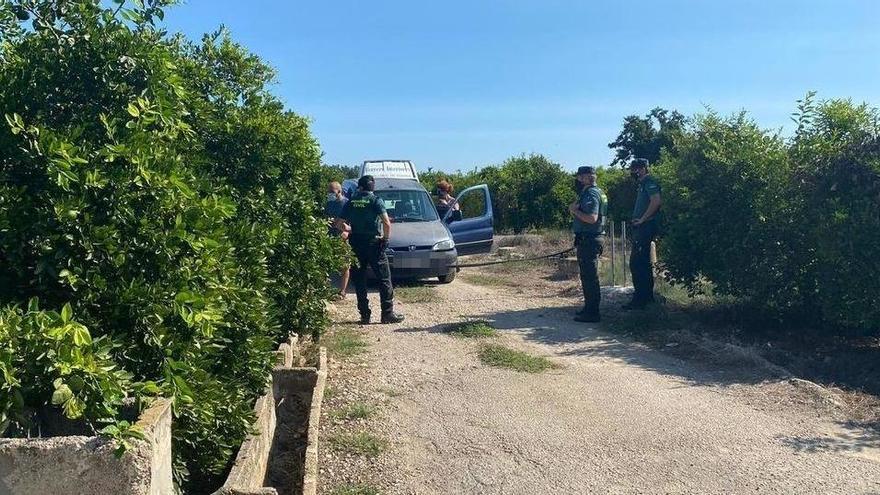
374, 189, 440, 223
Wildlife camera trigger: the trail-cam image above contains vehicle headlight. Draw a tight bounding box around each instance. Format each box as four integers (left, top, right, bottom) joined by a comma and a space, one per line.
432, 239, 455, 251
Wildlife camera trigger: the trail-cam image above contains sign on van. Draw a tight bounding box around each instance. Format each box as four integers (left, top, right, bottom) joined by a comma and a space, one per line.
361, 160, 419, 181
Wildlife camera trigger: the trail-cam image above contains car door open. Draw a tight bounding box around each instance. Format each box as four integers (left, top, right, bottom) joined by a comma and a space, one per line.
444, 184, 494, 255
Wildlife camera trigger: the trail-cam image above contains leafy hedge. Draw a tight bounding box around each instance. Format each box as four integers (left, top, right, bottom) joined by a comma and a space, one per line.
0, 1, 339, 492
620, 94, 880, 334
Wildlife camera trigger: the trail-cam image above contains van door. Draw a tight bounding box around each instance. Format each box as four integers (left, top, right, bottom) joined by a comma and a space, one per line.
444, 184, 494, 255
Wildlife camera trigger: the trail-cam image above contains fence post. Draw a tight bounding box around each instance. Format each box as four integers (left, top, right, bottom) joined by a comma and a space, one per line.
621, 221, 627, 286
610, 220, 615, 287
650, 241, 658, 273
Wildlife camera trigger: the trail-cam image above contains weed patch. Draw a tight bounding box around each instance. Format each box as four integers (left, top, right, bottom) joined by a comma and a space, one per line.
326, 432, 387, 457
329, 483, 380, 495
395, 286, 436, 303
330, 402, 376, 421
448, 320, 498, 339
478, 344, 558, 373
324, 328, 369, 359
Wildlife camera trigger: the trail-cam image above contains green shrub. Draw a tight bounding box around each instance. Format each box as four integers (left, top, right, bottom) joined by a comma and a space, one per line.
0, 300, 131, 438
0, 1, 338, 492
789, 95, 880, 331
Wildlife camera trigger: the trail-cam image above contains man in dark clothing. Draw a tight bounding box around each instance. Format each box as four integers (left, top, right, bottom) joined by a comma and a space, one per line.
569, 166, 607, 323
625, 158, 662, 310
336, 175, 404, 324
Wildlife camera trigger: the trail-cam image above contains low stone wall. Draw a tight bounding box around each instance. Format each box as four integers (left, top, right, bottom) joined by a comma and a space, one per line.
0, 398, 173, 495
301, 348, 328, 495
215, 344, 327, 495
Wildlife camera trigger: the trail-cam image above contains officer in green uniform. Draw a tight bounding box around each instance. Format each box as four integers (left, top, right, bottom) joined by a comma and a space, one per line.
569, 166, 607, 323
337, 175, 404, 324
625, 158, 662, 310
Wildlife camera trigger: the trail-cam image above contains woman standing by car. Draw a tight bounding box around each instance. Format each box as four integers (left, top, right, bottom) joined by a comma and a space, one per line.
435, 180, 461, 221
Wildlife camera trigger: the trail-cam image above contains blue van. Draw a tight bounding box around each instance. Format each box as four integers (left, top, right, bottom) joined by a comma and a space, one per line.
353, 160, 494, 283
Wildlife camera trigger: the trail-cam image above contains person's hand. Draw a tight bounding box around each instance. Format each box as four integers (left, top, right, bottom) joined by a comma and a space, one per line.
632, 217, 643, 227
378, 237, 389, 251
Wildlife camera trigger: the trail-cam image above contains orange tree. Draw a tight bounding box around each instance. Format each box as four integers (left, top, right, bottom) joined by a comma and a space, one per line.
0, 1, 339, 492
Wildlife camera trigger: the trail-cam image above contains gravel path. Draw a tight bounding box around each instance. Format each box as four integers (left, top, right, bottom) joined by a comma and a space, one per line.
322, 280, 880, 495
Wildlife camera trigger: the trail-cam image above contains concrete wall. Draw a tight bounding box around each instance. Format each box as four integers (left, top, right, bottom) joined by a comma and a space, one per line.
0, 398, 173, 495
301, 348, 328, 495
216, 384, 277, 495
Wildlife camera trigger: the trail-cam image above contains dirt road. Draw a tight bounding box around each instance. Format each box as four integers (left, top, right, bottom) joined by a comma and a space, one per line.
322, 279, 880, 494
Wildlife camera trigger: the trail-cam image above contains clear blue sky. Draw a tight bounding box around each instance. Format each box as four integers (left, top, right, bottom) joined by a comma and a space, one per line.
163, 0, 880, 172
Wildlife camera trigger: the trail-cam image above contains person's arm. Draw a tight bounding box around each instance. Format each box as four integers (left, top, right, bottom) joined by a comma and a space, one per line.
335, 200, 351, 232
633, 193, 661, 226
569, 203, 598, 224
380, 212, 391, 239
569, 190, 599, 224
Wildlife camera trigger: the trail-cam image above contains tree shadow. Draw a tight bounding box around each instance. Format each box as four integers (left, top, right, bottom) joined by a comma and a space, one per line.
393, 287, 784, 388
778, 421, 880, 454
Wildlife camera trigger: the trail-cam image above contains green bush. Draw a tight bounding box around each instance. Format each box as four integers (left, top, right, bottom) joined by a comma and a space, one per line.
599, 166, 634, 222
617, 96, 880, 334
0, 1, 338, 492
789, 95, 880, 331
656, 112, 795, 311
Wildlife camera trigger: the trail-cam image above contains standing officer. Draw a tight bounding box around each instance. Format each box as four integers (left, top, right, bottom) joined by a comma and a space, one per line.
569, 166, 607, 323
625, 158, 662, 310
336, 175, 404, 324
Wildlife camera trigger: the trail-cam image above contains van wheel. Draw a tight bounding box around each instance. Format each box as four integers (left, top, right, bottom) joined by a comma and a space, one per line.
438, 271, 456, 284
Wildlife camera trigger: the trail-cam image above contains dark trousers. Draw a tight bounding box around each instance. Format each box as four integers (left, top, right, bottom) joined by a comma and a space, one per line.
576, 234, 604, 316
629, 222, 657, 304
350, 236, 394, 317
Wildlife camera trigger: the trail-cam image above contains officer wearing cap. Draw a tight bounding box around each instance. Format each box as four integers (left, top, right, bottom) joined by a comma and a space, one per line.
625, 158, 662, 310
336, 175, 404, 324
569, 165, 608, 323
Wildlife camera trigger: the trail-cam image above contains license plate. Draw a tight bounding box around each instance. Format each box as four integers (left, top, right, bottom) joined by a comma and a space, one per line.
394, 257, 429, 269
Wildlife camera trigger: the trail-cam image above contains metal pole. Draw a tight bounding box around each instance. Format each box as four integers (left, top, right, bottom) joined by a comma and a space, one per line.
622, 221, 627, 286
610, 220, 615, 287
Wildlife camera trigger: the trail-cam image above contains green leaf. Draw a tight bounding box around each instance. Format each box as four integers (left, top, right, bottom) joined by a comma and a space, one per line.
71, 324, 92, 346
127, 103, 140, 118
51, 384, 73, 406
61, 303, 72, 323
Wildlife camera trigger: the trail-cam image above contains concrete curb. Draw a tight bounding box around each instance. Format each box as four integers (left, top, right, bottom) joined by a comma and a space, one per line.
301, 347, 328, 495
0, 398, 173, 495
215, 341, 327, 495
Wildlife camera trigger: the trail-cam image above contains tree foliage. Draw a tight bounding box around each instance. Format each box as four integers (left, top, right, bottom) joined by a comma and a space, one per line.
613, 96, 880, 334
420, 154, 576, 233
608, 107, 686, 166
0, 1, 338, 492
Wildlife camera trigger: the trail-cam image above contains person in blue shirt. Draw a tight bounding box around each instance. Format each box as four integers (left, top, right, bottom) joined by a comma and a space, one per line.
569, 166, 608, 323
625, 158, 662, 310
325, 181, 351, 300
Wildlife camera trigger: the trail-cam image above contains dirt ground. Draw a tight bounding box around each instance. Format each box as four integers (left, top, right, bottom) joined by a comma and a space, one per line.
317, 246, 880, 495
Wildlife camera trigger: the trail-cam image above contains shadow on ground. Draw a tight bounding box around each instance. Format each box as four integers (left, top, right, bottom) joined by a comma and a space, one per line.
778, 421, 880, 454
393, 286, 783, 389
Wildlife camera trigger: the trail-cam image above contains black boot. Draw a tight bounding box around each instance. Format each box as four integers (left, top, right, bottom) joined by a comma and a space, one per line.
574, 313, 600, 323
359, 312, 371, 325
380, 312, 404, 324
